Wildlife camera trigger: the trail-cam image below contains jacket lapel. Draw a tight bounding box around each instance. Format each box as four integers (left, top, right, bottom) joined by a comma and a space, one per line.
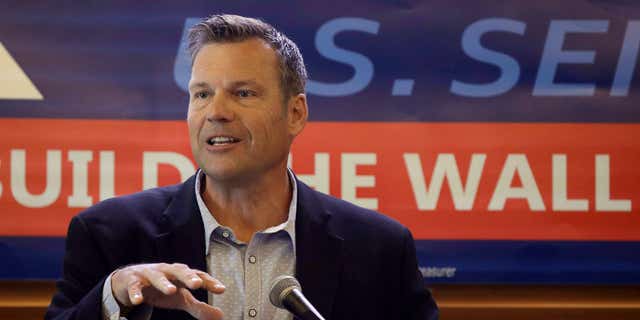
295, 179, 344, 319
154, 174, 208, 303
152, 173, 346, 311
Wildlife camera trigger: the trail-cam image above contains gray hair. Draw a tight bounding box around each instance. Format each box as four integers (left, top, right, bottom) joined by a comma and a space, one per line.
188, 14, 308, 99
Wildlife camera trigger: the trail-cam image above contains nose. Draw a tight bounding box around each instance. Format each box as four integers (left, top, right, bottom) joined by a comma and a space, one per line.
206, 91, 235, 122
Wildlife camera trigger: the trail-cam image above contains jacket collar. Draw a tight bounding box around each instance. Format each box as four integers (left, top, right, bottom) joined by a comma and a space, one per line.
154, 174, 208, 303
152, 173, 345, 314
295, 178, 344, 319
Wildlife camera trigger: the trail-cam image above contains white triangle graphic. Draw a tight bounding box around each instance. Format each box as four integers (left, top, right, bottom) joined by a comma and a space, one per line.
0, 42, 43, 100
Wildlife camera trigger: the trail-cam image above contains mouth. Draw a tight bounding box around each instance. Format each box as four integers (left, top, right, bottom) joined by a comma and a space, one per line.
205, 135, 242, 147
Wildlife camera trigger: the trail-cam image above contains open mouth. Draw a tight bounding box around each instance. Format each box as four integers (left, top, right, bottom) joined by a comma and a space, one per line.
206, 136, 241, 146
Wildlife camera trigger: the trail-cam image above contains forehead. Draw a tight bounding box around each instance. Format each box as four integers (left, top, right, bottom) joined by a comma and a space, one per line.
190, 38, 280, 85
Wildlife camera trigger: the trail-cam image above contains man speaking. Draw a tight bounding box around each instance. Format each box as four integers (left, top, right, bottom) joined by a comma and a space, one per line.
45, 14, 438, 320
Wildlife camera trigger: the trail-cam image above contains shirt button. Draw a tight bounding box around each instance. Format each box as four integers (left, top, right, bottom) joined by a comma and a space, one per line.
248, 255, 257, 264
222, 230, 230, 238
248, 308, 257, 317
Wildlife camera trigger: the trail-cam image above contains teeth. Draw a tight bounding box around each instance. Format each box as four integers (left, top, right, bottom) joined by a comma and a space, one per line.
208, 136, 237, 144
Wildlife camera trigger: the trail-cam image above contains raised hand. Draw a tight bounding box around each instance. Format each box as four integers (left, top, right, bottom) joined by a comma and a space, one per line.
111, 263, 225, 320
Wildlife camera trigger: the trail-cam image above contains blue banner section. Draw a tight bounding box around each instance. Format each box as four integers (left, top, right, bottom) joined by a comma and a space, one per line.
3, 237, 639, 284
1, 1, 639, 121
0, 237, 64, 279
416, 240, 640, 284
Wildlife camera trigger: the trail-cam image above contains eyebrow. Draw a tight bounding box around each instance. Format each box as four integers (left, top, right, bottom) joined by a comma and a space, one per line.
188, 80, 265, 92
188, 82, 211, 92
228, 80, 264, 91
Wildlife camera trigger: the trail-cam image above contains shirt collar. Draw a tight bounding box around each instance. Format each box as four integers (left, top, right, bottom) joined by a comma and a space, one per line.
195, 169, 298, 255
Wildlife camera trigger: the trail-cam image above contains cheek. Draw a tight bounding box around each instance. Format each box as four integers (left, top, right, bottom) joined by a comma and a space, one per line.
260, 118, 289, 146
187, 113, 203, 141
187, 106, 199, 122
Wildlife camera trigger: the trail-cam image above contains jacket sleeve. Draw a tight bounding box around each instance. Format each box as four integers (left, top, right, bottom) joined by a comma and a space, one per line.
45, 215, 111, 320
398, 227, 439, 320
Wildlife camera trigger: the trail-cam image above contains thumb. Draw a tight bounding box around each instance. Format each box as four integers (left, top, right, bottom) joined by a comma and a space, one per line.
179, 288, 224, 320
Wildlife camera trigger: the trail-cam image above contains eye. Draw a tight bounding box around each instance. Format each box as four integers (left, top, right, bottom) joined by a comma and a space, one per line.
235, 89, 256, 98
193, 91, 211, 99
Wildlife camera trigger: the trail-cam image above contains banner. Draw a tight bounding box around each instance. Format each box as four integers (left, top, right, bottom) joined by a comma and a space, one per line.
1, 1, 639, 283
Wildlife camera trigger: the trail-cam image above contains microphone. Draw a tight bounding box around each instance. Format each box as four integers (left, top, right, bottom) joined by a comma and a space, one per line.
269, 275, 326, 320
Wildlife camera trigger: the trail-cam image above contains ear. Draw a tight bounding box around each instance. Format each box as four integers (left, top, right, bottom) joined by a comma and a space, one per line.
287, 93, 308, 137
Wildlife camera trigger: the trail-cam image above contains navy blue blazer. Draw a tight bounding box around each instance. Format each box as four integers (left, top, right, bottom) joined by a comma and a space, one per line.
45, 174, 438, 320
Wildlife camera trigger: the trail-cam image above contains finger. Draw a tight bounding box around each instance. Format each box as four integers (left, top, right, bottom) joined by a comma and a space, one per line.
112, 269, 145, 307
180, 288, 224, 320
139, 267, 177, 295
127, 279, 145, 305
162, 263, 204, 290
195, 271, 225, 294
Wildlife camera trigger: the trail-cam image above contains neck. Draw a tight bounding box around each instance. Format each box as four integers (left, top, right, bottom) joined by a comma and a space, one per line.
201, 166, 292, 242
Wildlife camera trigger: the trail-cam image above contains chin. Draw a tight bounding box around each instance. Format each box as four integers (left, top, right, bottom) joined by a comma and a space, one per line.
201, 163, 258, 184
201, 166, 236, 179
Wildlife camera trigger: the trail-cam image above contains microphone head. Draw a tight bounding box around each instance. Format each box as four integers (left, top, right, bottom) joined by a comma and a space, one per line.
269, 275, 301, 308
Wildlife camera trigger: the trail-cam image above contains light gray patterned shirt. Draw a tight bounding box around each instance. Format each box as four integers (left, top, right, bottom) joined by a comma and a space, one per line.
102, 169, 297, 320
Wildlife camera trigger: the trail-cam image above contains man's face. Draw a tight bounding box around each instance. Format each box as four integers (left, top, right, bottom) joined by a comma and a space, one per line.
187, 38, 306, 182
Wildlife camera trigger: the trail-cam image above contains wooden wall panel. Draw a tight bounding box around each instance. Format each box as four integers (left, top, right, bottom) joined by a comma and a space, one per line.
433, 284, 640, 320
1, 281, 639, 319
